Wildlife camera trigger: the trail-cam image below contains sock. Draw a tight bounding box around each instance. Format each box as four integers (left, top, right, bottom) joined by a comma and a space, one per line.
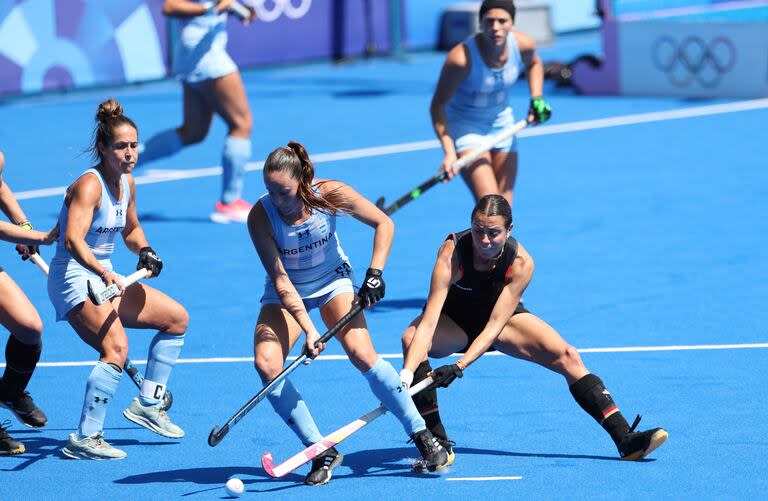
0, 336, 42, 400
569, 373, 631, 444
265, 377, 324, 446
140, 333, 184, 406
412, 360, 450, 443
77, 361, 122, 438
362, 357, 425, 436
221, 136, 251, 204
138, 128, 183, 165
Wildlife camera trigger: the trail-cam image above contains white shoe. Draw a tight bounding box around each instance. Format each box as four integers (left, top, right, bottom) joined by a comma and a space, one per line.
62, 432, 126, 460
123, 398, 184, 439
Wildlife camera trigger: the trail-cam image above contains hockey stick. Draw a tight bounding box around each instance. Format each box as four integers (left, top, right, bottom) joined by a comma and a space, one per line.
375, 119, 529, 216
87, 268, 149, 305
228, 1, 253, 20
262, 375, 435, 478
208, 302, 365, 447
28, 253, 173, 411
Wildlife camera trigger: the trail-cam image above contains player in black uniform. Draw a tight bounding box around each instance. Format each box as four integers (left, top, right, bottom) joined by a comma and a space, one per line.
399, 194, 667, 469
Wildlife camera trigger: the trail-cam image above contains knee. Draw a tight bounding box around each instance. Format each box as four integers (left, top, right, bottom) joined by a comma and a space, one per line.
178, 126, 207, 145
253, 329, 282, 380
401, 325, 416, 353
347, 348, 378, 373
104, 339, 128, 367
167, 305, 190, 335
231, 113, 253, 137
551, 345, 584, 375
11, 316, 43, 345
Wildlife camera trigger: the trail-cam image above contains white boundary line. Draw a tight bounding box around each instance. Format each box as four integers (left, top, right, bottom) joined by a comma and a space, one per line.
5, 342, 767, 369
14, 98, 768, 201
446, 476, 523, 481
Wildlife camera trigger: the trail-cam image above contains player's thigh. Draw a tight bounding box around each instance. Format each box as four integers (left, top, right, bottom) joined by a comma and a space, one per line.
320, 293, 379, 368
66, 301, 128, 359
493, 313, 577, 369
255, 303, 304, 364
180, 82, 215, 142
458, 150, 497, 200
114, 282, 188, 334
491, 151, 518, 195
427, 314, 471, 358
210, 71, 252, 135
0, 270, 42, 340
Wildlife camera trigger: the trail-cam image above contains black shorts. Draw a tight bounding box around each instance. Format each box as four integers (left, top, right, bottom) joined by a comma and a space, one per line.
442, 301, 530, 354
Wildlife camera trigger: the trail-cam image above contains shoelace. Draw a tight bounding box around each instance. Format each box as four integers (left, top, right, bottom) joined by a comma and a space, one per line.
313, 451, 336, 470
629, 414, 642, 433
0, 419, 12, 436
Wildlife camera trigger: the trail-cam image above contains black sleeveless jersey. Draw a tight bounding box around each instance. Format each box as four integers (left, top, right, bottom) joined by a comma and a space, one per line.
443, 229, 519, 315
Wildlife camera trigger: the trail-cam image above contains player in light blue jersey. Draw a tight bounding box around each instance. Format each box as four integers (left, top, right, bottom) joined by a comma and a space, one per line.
139, 0, 257, 223
431, 0, 552, 205
48, 100, 189, 460
247, 142, 450, 486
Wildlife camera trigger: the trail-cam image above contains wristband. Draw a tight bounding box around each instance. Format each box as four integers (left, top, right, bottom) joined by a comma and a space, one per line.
18, 220, 33, 231
399, 369, 414, 387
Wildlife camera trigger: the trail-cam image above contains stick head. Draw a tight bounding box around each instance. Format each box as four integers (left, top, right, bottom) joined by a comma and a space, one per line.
261, 452, 277, 477
160, 389, 173, 412
375, 197, 385, 209
86, 280, 100, 304
208, 426, 224, 447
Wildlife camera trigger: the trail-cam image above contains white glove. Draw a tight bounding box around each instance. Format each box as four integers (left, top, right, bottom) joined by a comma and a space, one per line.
399, 368, 414, 389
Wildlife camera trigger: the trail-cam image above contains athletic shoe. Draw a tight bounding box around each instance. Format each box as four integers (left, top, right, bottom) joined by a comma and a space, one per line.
413, 439, 455, 472
210, 198, 252, 224
0, 390, 48, 428
411, 429, 450, 472
123, 398, 184, 439
618, 415, 668, 460
62, 432, 126, 460
0, 420, 24, 455
304, 446, 344, 486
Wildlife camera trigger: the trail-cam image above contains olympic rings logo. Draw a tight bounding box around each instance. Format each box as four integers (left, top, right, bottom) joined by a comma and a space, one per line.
651, 36, 736, 88
247, 0, 312, 23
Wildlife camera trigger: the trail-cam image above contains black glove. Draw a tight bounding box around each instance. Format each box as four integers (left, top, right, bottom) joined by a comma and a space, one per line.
15, 221, 37, 260
137, 246, 163, 277
358, 268, 385, 307
427, 363, 463, 389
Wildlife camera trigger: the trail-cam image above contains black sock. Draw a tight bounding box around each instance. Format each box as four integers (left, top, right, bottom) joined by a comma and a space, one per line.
412, 361, 450, 444
0, 336, 42, 400
569, 373, 630, 445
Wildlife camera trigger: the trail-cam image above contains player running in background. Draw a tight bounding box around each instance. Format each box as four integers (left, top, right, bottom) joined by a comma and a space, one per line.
400, 195, 667, 469
431, 0, 551, 204
48, 99, 189, 460
0, 150, 59, 455
247, 141, 450, 485
139, 0, 257, 223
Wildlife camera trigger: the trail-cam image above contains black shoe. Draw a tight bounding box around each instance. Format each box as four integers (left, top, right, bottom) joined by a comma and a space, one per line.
618, 415, 668, 461
411, 429, 450, 472
0, 391, 48, 428
413, 438, 455, 472
304, 447, 343, 486
0, 420, 25, 456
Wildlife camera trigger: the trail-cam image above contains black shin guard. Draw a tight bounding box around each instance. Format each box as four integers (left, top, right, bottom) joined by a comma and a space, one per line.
569, 373, 630, 445
0, 336, 42, 399
412, 361, 449, 443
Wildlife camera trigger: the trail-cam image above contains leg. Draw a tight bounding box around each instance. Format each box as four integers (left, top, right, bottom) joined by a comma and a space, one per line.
63, 301, 127, 459
139, 82, 214, 165
0, 271, 47, 428
210, 72, 253, 205
321, 294, 449, 471
113, 283, 187, 438
494, 313, 667, 459
490, 150, 518, 205
457, 150, 498, 202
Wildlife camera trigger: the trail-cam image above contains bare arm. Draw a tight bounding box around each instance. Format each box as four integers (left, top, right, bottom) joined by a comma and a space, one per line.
0, 152, 29, 225
456, 243, 535, 368
0, 221, 57, 246
64, 174, 111, 277
430, 44, 471, 171
516, 31, 544, 99
121, 175, 150, 255
247, 203, 319, 337
321, 180, 393, 271
403, 239, 459, 372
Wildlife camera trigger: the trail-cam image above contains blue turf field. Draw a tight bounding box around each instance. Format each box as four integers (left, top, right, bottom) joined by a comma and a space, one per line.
1, 31, 767, 499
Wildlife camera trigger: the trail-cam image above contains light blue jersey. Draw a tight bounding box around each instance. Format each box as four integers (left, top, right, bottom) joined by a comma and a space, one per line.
48, 169, 129, 320
172, 0, 238, 83
258, 193, 355, 308
445, 33, 524, 152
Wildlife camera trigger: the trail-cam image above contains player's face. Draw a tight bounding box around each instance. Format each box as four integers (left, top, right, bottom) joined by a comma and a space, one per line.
471, 213, 510, 259
100, 124, 138, 174
265, 170, 302, 216
480, 9, 513, 46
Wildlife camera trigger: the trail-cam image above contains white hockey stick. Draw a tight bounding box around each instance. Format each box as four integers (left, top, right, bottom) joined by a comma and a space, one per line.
229, 1, 252, 19
261, 376, 435, 478
29, 253, 49, 275
87, 268, 149, 305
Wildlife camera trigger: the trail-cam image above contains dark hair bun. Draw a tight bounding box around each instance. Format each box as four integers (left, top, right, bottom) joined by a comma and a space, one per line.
96, 98, 124, 123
